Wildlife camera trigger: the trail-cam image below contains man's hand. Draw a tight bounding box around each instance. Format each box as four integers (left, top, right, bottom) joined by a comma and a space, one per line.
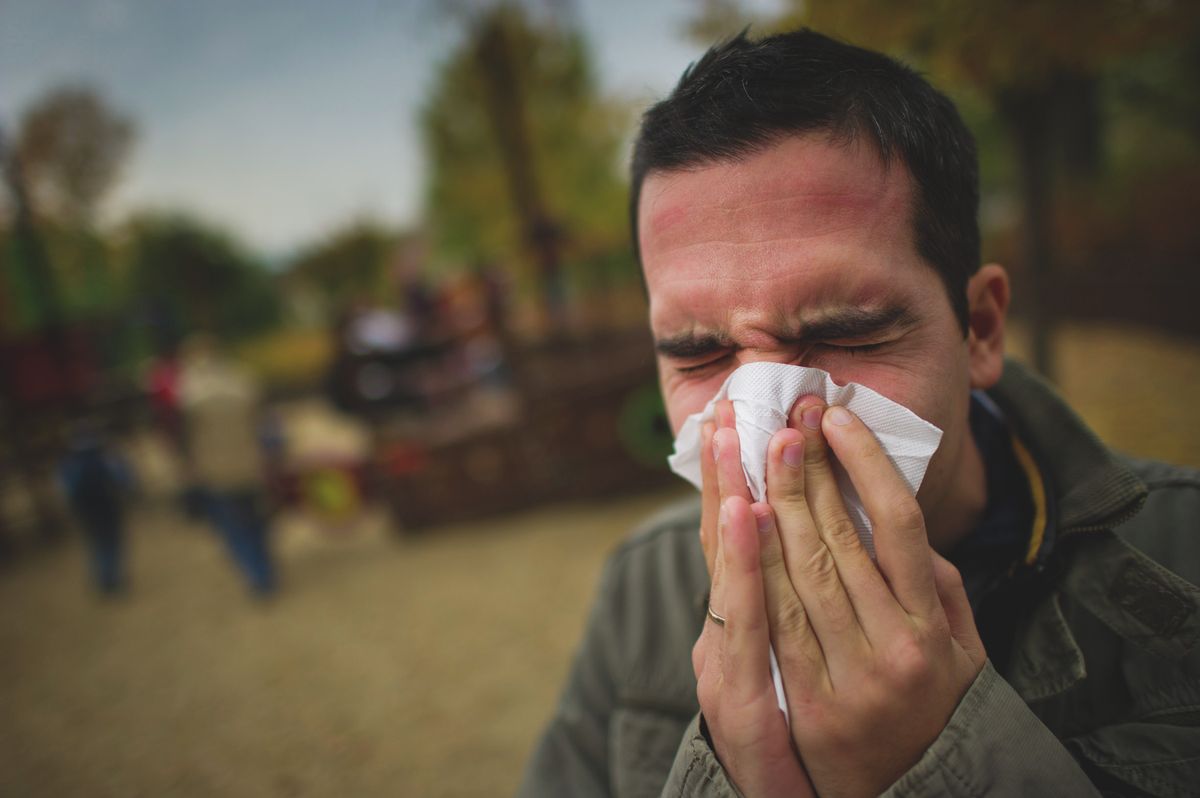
758, 397, 987, 797
693, 398, 987, 798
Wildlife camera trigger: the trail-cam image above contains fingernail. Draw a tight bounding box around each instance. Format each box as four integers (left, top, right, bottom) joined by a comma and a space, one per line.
783, 442, 803, 468
712, 435, 721, 461
753, 506, 772, 533
802, 405, 823, 429
828, 406, 852, 426
718, 500, 729, 530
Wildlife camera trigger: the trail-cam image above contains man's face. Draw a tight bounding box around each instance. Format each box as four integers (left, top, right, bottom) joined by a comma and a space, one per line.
638, 134, 976, 514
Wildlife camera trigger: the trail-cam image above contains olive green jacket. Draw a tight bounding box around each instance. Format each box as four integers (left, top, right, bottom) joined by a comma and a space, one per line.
517, 362, 1200, 797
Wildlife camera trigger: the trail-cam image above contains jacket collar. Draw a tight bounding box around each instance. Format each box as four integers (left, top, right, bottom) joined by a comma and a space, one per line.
985, 361, 1198, 703
986, 359, 1147, 539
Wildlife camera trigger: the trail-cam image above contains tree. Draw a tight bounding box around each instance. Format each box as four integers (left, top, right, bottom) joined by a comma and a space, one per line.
122, 213, 281, 345
1, 123, 57, 332
14, 84, 134, 227
422, 3, 631, 335
0, 85, 133, 548
1, 86, 134, 332
286, 220, 404, 313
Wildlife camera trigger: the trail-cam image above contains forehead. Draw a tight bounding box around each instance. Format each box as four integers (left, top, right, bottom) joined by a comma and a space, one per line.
637, 135, 925, 327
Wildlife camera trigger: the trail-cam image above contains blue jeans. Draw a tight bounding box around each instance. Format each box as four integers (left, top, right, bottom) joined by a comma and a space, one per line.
202, 490, 275, 595
83, 516, 123, 594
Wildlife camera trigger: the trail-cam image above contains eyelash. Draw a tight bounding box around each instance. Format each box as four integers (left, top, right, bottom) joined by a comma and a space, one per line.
834, 342, 886, 356
674, 342, 886, 375
676, 359, 725, 375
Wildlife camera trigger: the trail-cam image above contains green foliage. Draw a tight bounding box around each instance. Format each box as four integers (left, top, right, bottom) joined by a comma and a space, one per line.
755, 1, 1200, 86
0, 221, 122, 332
285, 220, 402, 311
0, 227, 39, 331
698, 1, 1200, 157
1, 84, 135, 334
1104, 36, 1200, 176
45, 224, 118, 314
421, 4, 631, 285
120, 213, 282, 344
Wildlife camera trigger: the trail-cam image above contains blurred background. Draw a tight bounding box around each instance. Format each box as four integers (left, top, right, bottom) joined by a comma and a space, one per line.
1, 1, 1198, 795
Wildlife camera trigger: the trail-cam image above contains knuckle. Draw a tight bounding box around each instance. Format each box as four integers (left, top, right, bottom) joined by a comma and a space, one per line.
855, 435, 883, 462
937, 557, 965, 590
775, 598, 811, 638
887, 634, 932, 686
889, 496, 926, 534
801, 548, 856, 630
945, 561, 964, 587
816, 591, 856, 633
758, 534, 787, 573
770, 496, 811, 529
802, 544, 839, 586
822, 513, 862, 551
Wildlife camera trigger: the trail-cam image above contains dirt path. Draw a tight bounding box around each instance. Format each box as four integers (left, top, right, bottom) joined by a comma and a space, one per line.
0, 489, 690, 797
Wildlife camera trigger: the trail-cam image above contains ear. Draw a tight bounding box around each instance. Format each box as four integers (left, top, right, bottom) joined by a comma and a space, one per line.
966, 264, 1009, 390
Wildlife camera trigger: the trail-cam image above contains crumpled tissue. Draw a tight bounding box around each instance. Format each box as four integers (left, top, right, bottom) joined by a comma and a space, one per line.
668, 362, 943, 558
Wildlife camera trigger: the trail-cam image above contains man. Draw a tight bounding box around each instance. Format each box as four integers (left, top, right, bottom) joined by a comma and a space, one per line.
518, 29, 1200, 797
179, 334, 277, 597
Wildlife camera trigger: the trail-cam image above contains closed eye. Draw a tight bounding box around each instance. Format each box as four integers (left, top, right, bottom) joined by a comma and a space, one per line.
823, 341, 888, 356
674, 354, 733, 374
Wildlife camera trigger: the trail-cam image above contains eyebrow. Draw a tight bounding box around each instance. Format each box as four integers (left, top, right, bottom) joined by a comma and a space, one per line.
795, 305, 919, 342
654, 305, 918, 359
654, 332, 734, 359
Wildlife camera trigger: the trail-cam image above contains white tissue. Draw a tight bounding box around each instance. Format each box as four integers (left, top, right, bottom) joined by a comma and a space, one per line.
668, 362, 943, 558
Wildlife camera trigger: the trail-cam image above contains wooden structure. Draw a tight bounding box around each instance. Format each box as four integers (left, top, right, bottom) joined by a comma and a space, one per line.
374, 329, 675, 530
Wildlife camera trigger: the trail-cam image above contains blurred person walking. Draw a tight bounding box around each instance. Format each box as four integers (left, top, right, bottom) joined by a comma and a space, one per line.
60, 420, 134, 596
179, 335, 277, 597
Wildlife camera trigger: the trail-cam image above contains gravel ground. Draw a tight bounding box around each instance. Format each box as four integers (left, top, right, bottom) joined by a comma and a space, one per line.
0, 320, 1196, 797
0, 490, 691, 798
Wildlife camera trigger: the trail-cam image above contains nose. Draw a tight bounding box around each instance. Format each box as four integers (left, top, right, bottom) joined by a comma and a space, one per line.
733, 345, 810, 370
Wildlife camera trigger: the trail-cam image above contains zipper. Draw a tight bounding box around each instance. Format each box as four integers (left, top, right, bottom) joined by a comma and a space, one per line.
1058, 494, 1147, 539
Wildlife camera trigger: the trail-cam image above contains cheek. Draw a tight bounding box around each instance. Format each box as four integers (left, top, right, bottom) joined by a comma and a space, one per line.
818, 361, 928, 417
826, 337, 969, 429
661, 373, 728, 435
828, 361, 961, 444
866, 371, 960, 431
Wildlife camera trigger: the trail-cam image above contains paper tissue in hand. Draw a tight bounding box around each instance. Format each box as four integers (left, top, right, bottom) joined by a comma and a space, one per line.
667, 362, 944, 558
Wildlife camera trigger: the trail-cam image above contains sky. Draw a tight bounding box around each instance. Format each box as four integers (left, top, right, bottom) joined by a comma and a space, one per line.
0, 0, 782, 258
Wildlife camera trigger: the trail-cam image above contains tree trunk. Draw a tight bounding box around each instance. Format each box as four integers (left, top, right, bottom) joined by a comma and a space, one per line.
997, 87, 1057, 381
474, 11, 566, 338
1, 127, 69, 544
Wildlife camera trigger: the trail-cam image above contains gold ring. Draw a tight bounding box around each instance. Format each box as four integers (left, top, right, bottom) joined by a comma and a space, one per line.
707, 604, 726, 627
